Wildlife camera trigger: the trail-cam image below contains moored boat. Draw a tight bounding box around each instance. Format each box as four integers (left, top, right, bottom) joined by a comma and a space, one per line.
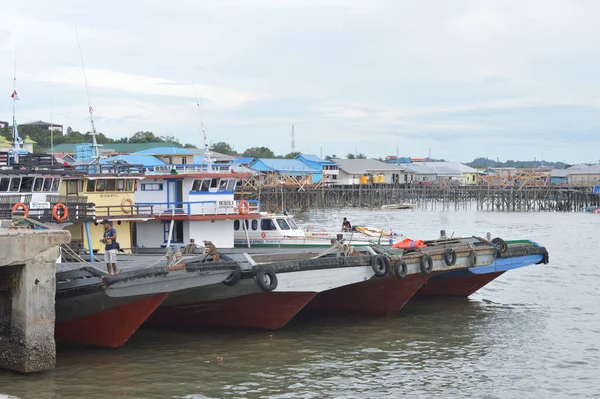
416, 238, 549, 297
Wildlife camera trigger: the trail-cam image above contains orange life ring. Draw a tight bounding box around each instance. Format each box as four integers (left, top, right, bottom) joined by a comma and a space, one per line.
12, 202, 29, 217
52, 203, 69, 222
238, 200, 250, 215
121, 198, 134, 214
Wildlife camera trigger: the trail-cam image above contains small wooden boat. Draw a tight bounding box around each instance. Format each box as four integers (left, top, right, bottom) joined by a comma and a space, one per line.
381, 203, 416, 210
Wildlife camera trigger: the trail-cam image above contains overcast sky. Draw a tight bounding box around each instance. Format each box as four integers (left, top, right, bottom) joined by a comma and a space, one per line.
1, 0, 598, 163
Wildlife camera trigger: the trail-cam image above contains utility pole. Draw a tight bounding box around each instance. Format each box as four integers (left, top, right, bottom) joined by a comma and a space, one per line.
291, 125, 295, 154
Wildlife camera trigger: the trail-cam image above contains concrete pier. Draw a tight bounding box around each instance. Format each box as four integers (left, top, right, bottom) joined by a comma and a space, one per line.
0, 225, 70, 373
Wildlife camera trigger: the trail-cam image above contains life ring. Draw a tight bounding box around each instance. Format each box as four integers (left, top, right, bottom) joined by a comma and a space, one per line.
121, 198, 134, 214
222, 265, 242, 286
255, 267, 278, 292
238, 200, 250, 215
52, 203, 69, 222
393, 259, 408, 279
443, 248, 457, 266
420, 254, 433, 275
371, 255, 389, 277
261, 232, 266, 239
11, 202, 29, 217
467, 250, 477, 267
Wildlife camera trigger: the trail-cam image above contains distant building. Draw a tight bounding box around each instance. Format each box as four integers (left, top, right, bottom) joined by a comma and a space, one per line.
0, 120, 8, 129
295, 154, 339, 185
333, 159, 413, 185
21, 120, 63, 132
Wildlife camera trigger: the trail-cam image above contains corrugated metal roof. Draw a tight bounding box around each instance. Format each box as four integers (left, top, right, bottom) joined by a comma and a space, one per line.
403, 163, 438, 175
101, 155, 167, 167
131, 147, 201, 155
333, 159, 406, 174
250, 158, 320, 172
45, 142, 183, 154
296, 154, 337, 165
235, 157, 256, 164
419, 162, 477, 174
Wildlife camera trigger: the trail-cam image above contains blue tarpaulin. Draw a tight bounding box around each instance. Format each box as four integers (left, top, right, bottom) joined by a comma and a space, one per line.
593, 185, 600, 195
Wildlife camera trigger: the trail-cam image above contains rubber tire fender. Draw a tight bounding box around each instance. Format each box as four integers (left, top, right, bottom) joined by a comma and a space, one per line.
223, 265, 242, 286
491, 237, 508, 254
393, 259, 408, 279
443, 248, 457, 266
255, 267, 278, 292
420, 254, 433, 275
371, 255, 389, 277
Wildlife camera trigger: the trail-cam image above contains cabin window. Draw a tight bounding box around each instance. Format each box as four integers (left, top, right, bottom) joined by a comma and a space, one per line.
116, 179, 125, 191
234, 220, 240, 231
129, 180, 135, 192
86, 180, 95, 192
251, 219, 258, 230
210, 178, 218, 188
0, 178, 9, 191
261, 219, 276, 231
66, 180, 78, 195
287, 219, 298, 230
276, 218, 290, 230
141, 183, 163, 191
52, 178, 60, 192
181, 157, 187, 165
20, 177, 34, 192
227, 180, 236, 191
200, 180, 210, 191
9, 178, 20, 192
33, 178, 44, 192
192, 180, 201, 191
44, 178, 54, 192
105, 179, 116, 191
96, 180, 106, 192
218, 179, 228, 192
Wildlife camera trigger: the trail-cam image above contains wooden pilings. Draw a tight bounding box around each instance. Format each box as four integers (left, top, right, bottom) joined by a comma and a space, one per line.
238, 185, 599, 213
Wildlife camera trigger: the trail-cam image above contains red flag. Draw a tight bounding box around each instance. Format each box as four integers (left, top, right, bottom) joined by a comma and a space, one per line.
10, 90, 19, 101
89, 105, 93, 114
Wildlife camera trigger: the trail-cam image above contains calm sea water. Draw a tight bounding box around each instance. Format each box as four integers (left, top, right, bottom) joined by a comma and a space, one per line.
1, 207, 599, 399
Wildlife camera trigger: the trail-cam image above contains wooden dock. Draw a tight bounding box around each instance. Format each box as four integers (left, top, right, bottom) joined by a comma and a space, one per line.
238, 185, 600, 213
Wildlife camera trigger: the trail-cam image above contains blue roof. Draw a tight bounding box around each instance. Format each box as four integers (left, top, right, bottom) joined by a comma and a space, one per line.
101, 155, 167, 167
235, 157, 256, 164
249, 158, 320, 173
130, 147, 200, 155
296, 154, 337, 165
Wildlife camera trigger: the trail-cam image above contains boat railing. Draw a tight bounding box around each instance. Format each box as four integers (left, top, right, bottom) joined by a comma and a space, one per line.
0, 196, 95, 222
137, 199, 260, 218
150, 163, 232, 174
94, 204, 155, 219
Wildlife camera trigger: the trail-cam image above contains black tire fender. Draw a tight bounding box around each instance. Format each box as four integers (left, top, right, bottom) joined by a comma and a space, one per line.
420, 254, 433, 275
393, 259, 408, 279
443, 248, 457, 266
371, 255, 389, 277
255, 267, 278, 292
491, 237, 508, 254
222, 265, 242, 286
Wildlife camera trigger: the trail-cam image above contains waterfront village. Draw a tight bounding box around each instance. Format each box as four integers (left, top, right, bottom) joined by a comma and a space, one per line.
1, 120, 599, 190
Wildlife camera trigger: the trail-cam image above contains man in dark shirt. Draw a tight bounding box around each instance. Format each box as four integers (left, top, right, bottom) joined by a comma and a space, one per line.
342, 217, 352, 232
101, 219, 118, 275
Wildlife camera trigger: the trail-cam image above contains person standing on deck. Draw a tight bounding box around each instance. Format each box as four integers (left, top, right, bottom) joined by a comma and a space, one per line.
101, 219, 118, 275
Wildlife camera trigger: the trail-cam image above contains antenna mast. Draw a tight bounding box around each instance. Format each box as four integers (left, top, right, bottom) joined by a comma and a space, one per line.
74, 21, 101, 162
10, 48, 23, 162
192, 77, 211, 166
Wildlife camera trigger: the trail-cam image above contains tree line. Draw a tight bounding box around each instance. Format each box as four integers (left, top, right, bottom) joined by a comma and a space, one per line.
209, 141, 367, 160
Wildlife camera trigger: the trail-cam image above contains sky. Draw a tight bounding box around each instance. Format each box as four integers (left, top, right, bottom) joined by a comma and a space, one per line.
1, 0, 599, 164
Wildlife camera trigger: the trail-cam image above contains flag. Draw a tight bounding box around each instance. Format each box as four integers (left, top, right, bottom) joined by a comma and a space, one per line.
88, 105, 93, 114
10, 90, 19, 101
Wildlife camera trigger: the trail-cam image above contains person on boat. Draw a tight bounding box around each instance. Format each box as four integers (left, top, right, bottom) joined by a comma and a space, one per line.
101, 219, 118, 275
342, 217, 352, 232
439, 230, 447, 240
183, 238, 199, 254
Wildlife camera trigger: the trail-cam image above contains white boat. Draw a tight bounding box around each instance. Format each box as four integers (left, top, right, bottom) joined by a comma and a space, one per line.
233, 212, 398, 248
381, 203, 416, 210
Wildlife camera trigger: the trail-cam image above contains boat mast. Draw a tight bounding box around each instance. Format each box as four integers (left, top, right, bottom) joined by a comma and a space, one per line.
193, 77, 212, 170
75, 21, 101, 163
10, 49, 23, 163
